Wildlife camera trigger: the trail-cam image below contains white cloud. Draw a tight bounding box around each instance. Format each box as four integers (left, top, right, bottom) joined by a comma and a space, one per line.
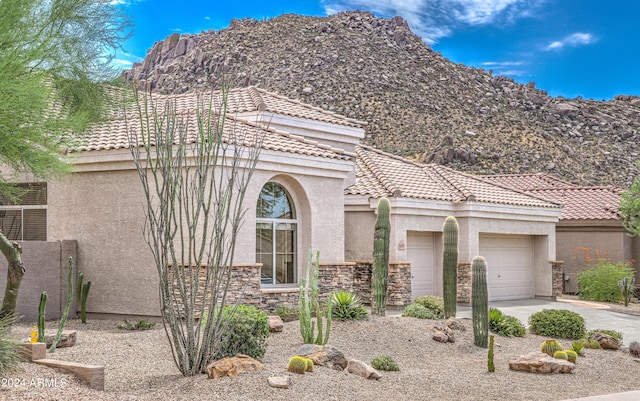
205, 16, 210, 20
545, 32, 594, 51
321, 0, 539, 44
113, 58, 134, 66
109, 0, 128, 4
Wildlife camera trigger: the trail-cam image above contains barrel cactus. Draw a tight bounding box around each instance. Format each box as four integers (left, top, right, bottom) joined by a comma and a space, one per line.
553, 350, 568, 360
372, 197, 391, 316
288, 356, 309, 374
565, 349, 578, 363
541, 339, 563, 356
442, 216, 459, 318
472, 256, 489, 348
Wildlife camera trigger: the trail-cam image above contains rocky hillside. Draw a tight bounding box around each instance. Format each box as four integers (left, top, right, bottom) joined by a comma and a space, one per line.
123, 11, 640, 187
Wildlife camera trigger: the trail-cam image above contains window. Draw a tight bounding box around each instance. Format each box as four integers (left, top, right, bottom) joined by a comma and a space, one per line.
0, 183, 47, 241
256, 182, 297, 286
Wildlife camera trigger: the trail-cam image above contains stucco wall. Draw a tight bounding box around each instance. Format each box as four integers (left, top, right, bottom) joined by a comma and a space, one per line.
556, 226, 633, 293
47, 149, 351, 317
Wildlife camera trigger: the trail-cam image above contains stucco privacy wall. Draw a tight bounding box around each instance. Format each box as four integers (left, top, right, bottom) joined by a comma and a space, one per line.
0, 240, 77, 320
345, 196, 560, 299
47, 146, 352, 317
556, 225, 637, 293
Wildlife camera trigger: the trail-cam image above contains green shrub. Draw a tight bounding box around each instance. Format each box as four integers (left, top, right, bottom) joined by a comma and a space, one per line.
489, 308, 526, 337
588, 329, 623, 343
0, 315, 22, 376
578, 260, 634, 303
371, 354, 399, 371
213, 304, 270, 361
528, 309, 586, 339
330, 291, 368, 321
402, 303, 441, 319
274, 304, 299, 322
117, 319, 156, 331
414, 295, 445, 319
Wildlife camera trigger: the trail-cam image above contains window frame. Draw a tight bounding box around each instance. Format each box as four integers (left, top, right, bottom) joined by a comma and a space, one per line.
0, 183, 48, 241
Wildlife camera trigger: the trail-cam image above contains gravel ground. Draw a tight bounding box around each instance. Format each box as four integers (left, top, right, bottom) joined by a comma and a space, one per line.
3, 310, 640, 401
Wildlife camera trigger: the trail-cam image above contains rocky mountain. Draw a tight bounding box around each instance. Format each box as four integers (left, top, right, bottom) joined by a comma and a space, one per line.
123, 11, 640, 188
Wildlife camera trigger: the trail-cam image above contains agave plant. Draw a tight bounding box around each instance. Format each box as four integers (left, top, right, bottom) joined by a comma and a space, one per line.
330, 290, 368, 320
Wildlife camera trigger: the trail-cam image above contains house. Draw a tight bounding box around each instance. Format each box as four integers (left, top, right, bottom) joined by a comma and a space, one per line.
1, 88, 566, 319
481, 173, 640, 293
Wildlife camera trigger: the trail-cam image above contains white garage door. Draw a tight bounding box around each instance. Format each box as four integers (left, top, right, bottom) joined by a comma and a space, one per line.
407, 232, 435, 300
479, 234, 534, 301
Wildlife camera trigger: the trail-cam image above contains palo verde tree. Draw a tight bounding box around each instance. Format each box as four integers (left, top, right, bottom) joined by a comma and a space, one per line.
128, 83, 264, 376
0, 0, 131, 319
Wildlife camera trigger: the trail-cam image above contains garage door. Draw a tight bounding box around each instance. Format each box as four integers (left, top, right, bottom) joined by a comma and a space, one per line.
407, 232, 435, 300
479, 234, 534, 301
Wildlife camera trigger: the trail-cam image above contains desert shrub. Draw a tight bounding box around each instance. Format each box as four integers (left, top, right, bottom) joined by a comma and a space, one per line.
330, 291, 368, 321
588, 329, 623, 343
402, 303, 440, 319
0, 315, 22, 376
117, 319, 156, 330
528, 309, 586, 339
489, 308, 526, 337
274, 304, 299, 322
577, 260, 634, 303
213, 304, 270, 361
371, 354, 399, 371
414, 295, 445, 319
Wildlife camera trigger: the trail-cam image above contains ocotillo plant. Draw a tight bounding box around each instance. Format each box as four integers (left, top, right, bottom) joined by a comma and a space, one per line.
299, 246, 331, 345
372, 197, 391, 316
472, 256, 489, 348
37, 291, 47, 343
442, 216, 459, 318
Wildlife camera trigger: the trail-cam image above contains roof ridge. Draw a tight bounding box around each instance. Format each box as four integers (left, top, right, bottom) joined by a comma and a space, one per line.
430, 165, 475, 201
254, 87, 368, 126
247, 86, 266, 112
356, 147, 402, 196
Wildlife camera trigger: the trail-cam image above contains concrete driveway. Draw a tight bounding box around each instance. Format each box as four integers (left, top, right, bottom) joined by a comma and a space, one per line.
457, 298, 640, 342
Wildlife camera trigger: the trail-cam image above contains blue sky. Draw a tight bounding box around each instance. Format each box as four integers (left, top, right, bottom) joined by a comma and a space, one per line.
112, 0, 640, 100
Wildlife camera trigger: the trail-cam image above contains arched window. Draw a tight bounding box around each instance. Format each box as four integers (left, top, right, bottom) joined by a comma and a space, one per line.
256, 182, 297, 286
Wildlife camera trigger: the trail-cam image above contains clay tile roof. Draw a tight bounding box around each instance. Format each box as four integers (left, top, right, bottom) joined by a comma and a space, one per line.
346, 146, 560, 209
72, 102, 352, 161
479, 173, 622, 220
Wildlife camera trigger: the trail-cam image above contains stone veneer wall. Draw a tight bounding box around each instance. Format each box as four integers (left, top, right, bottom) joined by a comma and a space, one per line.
168, 261, 413, 315
550, 261, 564, 298
457, 262, 472, 304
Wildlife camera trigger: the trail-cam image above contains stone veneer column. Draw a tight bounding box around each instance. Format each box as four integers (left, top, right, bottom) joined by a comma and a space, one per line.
387, 262, 412, 307
456, 262, 472, 304
550, 261, 564, 298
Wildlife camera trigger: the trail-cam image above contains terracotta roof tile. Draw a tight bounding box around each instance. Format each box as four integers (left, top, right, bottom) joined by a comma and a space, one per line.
346, 146, 560, 209
479, 173, 622, 220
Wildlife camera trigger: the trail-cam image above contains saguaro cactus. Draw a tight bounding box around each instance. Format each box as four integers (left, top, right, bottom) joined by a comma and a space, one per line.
37, 291, 47, 343
442, 216, 459, 318
372, 197, 391, 316
472, 256, 489, 348
299, 247, 332, 345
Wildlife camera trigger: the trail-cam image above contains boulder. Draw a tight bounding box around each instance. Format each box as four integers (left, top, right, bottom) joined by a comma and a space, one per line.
267, 376, 291, 389
45, 331, 77, 348
207, 354, 264, 379
509, 352, 575, 374
268, 315, 284, 332
629, 341, 640, 358
431, 323, 455, 343
590, 332, 620, 350
296, 344, 347, 371
445, 317, 466, 332
346, 359, 383, 380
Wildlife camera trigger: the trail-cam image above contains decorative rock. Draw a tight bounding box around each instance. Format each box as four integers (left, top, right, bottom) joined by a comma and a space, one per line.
509, 351, 575, 374
267, 376, 291, 389
207, 354, 264, 379
445, 317, 466, 332
296, 344, 348, 371
346, 359, 383, 380
45, 331, 77, 348
629, 341, 640, 357
431, 324, 455, 343
590, 332, 620, 350
268, 315, 284, 332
